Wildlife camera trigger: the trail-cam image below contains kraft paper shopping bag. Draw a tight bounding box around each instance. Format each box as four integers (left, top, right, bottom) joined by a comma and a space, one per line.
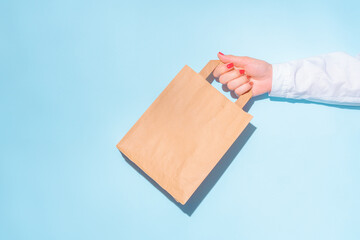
117, 60, 253, 205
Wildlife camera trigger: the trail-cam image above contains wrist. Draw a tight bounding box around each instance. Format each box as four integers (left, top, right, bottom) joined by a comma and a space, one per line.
266, 64, 273, 93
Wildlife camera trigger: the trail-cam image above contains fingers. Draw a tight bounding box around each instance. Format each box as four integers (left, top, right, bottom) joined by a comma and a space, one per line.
234, 81, 253, 96
213, 62, 234, 78
227, 75, 249, 91
214, 52, 255, 97
214, 52, 252, 79
218, 69, 245, 84
218, 52, 253, 68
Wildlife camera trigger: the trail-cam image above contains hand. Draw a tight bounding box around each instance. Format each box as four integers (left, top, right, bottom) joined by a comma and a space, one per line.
213, 52, 273, 97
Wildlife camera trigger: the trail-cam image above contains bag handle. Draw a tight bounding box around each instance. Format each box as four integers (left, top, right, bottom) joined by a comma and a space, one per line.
199, 60, 252, 109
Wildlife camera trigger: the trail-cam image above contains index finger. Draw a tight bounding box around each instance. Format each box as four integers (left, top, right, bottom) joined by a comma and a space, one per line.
213, 62, 234, 78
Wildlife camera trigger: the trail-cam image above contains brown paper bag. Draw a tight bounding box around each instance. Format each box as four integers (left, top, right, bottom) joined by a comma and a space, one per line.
117, 60, 253, 205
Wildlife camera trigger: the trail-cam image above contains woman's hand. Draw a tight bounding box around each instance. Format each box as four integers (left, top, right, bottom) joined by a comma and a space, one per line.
213, 52, 273, 97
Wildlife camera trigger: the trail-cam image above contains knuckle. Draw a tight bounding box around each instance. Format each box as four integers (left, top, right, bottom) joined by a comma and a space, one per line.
213, 67, 221, 78
235, 87, 243, 96
219, 75, 226, 84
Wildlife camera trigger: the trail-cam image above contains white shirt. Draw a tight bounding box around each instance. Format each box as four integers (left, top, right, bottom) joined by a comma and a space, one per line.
269, 52, 360, 106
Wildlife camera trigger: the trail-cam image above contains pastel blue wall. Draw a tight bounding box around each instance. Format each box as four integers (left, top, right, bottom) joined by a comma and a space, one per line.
1, 0, 359, 239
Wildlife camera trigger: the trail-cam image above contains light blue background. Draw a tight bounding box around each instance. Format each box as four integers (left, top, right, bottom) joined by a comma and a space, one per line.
1, 0, 359, 239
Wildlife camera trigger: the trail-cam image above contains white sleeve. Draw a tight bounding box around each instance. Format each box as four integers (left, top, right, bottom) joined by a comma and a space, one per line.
269, 52, 360, 106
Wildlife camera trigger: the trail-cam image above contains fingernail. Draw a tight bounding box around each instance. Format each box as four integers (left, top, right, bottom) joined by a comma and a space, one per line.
239, 69, 245, 75
226, 63, 234, 69
219, 52, 224, 55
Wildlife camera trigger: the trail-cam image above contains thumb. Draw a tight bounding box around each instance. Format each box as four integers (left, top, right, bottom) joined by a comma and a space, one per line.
217, 52, 252, 68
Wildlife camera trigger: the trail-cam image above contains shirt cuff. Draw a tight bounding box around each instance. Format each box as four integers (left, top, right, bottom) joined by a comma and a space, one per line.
269, 63, 292, 98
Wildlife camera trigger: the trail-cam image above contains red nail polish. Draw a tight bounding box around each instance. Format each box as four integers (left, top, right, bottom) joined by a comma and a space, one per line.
239, 69, 245, 75
227, 63, 234, 69
219, 52, 224, 55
